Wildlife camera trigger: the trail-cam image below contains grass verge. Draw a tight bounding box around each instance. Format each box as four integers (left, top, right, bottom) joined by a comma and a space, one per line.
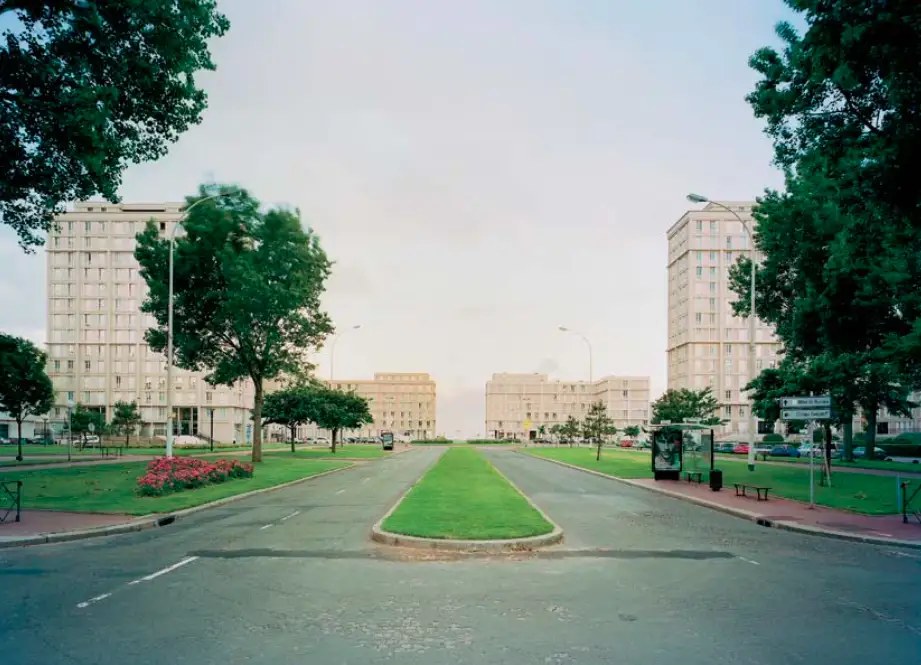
265, 446, 389, 459
382, 448, 553, 540
525, 448, 905, 515
12, 457, 351, 515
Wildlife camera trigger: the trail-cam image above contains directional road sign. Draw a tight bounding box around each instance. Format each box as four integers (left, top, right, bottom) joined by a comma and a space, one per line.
782, 408, 832, 421
780, 396, 831, 409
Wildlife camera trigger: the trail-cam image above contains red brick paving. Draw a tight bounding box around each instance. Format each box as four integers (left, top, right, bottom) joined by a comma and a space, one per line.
0, 510, 137, 540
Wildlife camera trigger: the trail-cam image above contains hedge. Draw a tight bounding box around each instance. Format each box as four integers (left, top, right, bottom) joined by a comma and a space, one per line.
763, 433, 784, 443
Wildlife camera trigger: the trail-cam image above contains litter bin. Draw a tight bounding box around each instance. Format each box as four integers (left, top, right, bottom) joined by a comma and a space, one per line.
709, 469, 723, 492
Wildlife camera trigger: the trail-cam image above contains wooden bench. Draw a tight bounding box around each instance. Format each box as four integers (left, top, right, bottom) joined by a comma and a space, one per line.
733, 483, 771, 501
683, 471, 703, 484
100, 446, 124, 459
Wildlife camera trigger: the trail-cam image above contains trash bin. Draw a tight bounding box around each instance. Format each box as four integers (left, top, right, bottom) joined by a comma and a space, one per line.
709, 469, 723, 492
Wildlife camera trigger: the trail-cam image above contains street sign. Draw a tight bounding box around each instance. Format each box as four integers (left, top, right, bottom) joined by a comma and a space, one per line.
88, 423, 96, 433
782, 408, 832, 421
780, 396, 831, 408
522, 419, 532, 432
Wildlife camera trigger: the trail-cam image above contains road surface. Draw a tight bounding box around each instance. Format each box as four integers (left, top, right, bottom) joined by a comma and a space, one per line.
1, 447, 919, 664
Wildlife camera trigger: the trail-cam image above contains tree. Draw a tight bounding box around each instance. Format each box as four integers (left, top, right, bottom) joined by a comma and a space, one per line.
0, 333, 54, 461
0, 0, 230, 250
110, 401, 142, 447
135, 185, 334, 463
651, 388, 719, 425
304, 387, 373, 454
582, 401, 615, 461
262, 386, 313, 453
548, 423, 563, 444
537, 424, 546, 439
733, 3, 921, 461
623, 425, 641, 440
560, 416, 581, 447
70, 404, 105, 449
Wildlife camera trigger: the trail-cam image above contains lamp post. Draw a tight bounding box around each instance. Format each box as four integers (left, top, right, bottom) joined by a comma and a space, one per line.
558, 326, 593, 384
329, 324, 361, 384
687, 193, 757, 471
166, 190, 239, 458
66, 399, 75, 462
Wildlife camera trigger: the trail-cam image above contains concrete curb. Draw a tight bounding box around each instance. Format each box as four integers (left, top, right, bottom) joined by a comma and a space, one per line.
0, 462, 359, 550
371, 450, 563, 553
522, 452, 921, 551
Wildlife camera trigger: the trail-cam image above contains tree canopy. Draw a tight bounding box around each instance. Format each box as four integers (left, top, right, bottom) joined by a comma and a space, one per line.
582, 400, 615, 461
135, 185, 334, 463
651, 388, 719, 425
262, 386, 315, 453
0, 333, 54, 460
70, 404, 105, 447
729, 2, 921, 457
0, 0, 230, 249
110, 400, 142, 446
303, 387, 373, 454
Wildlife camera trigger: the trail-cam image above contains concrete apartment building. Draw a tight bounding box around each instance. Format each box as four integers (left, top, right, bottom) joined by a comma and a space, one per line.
285, 373, 437, 441
666, 201, 782, 438
485, 373, 650, 440
46, 202, 256, 444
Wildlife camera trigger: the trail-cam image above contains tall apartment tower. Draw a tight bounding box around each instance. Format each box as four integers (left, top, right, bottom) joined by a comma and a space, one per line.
45, 202, 255, 443
666, 201, 782, 437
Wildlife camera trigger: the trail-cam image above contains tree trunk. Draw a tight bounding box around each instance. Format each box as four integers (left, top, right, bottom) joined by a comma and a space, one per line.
823, 423, 833, 486
252, 379, 264, 463
16, 417, 23, 461
331, 428, 338, 454
865, 404, 877, 460
290, 424, 296, 453
596, 440, 602, 461
842, 420, 854, 462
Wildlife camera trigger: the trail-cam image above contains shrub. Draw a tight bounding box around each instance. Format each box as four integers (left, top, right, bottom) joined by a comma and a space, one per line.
411, 439, 454, 444
763, 433, 784, 443
137, 457, 254, 497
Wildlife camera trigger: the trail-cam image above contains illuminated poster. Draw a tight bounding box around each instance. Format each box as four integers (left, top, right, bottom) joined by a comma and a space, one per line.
652, 428, 682, 472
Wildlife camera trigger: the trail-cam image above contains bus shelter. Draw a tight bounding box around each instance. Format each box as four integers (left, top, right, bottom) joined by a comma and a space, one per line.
646, 422, 717, 486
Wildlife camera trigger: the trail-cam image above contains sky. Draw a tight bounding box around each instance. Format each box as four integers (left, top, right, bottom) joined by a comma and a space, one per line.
0, 0, 793, 437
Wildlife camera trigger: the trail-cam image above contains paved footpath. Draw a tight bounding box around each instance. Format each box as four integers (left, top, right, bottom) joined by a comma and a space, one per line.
2, 446, 921, 665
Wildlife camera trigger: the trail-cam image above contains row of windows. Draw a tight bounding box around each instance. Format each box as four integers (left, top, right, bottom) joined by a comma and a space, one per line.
52, 235, 135, 250
50, 267, 138, 281
50, 251, 136, 267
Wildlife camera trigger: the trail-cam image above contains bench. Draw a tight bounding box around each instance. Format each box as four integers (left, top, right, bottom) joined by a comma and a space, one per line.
683, 471, 703, 484
100, 446, 124, 459
733, 483, 771, 501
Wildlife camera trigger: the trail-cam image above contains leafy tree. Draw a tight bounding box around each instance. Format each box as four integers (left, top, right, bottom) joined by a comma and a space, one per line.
262, 386, 313, 453
0, 0, 230, 250
582, 401, 615, 461
560, 416, 581, 447
0, 333, 54, 460
651, 388, 719, 425
70, 404, 105, 449
110, 401, 142, 447
135, 185, 334, 463
304, 387, 373, 454
623, 425, 641, 440
537, 424, 546, 439
548, 423, 563, 444
733, 3, 921, 461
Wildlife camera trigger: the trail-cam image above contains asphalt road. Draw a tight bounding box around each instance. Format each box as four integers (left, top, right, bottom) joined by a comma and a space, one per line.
2, 447, 920, 664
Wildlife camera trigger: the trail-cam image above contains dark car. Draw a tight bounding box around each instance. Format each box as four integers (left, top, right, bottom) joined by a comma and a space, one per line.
770, 444, 800, 458
853, 446, 891, 461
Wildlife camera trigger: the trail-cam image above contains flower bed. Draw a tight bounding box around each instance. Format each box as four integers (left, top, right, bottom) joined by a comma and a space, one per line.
137, 457, 254, 497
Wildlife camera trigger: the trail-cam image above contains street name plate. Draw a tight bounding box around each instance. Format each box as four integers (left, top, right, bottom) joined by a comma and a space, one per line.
782, 408, 831, 421
780, 396, 831, 408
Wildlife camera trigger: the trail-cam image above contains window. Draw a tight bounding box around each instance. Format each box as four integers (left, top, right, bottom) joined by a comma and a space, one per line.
709, 252, 716, 261
725, 390, 731, 399
709, 282, 716, 293
696, 252, 702, 262
709, 298, 716, 308
159, 222, 166, 232
724, 405, 732, 416
739, 407, 746, 418
726, 344, 732, 355
53, 360, 60, 371
99, 221, 105, 232
710, 221, 717, 232
726, 236, 733, 248
709, 266, 716, 277
67, 391, 74, 401
695, 266, 702, 277
67, 360, 74, 370
622, 390, 628, 398
84, 360, 91, 370
85, 221, 91, 232
695, 220, 702, 231
115, 376, 121, 387
695, 312, 702, 323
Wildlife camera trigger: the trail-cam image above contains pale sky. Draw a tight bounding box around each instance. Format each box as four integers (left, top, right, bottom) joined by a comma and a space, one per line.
0, 0, 790, 437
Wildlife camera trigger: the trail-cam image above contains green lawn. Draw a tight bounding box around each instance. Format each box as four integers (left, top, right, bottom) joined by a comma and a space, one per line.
382, 448, 553, 540
763, 455, 921, 475
11, 457, 351, 515
525, 448, 905, 515
0, 457, 104, 468
265, 446, 389, 459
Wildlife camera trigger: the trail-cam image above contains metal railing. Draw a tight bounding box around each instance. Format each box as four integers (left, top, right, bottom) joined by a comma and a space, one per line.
1, 480, 22, 524
901, 481, 921, 525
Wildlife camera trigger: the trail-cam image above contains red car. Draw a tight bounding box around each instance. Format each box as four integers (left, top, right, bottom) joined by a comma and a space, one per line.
732, 443, 750, 455
618, 440, 634, 448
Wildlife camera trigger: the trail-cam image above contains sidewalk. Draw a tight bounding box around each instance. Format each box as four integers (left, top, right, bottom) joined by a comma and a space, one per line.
0, 510, 139, 543
629, 477, 921, 546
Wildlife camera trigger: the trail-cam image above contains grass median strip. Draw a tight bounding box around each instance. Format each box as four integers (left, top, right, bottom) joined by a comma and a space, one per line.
12, 457, 351, 515
382, 448, 553, 540
525, 447, 904, 515
265, 446, 389, 459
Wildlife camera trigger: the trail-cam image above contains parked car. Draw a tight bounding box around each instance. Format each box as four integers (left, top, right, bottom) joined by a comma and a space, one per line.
715, 442, 735, 454
732, 443, 750, 455
770, 444, 800, 458
853, 446, 891, 461
618, 440, 634, 448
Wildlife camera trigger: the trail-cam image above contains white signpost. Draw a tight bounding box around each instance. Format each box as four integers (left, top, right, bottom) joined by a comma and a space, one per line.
779, 395, 834, 508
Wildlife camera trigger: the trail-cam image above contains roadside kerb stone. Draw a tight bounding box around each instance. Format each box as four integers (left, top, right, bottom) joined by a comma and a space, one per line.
371, 452, 563, 552
0, 461, 360, 550
523, 452, 921, 551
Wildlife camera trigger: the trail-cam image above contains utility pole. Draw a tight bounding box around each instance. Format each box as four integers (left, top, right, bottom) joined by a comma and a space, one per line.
209, 408, 215, 452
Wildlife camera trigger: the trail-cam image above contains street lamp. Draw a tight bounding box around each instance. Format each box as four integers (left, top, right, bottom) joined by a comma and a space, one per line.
329, 324, 361, 384
687, 193, 757, 471
66, 399, 75, 462
558, 326, 593, 384
166, 189, 239, 458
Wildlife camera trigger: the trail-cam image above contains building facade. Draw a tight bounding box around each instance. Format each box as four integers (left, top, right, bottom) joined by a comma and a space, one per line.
485, 373, 650, 440
46, 202, 256, 444
666, 201, 783, 437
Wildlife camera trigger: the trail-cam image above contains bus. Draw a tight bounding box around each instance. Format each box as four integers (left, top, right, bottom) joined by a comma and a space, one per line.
380, 431, 394, 451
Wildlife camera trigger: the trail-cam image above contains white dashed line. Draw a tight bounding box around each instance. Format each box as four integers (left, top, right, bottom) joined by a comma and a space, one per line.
336, 489, 346, 495
361, 477, 370, 484
738, 556, 760, 565
76, 593, 111, 609
260, 524, 274, 530
280, 510, 300, 522
138, 556, 200, 581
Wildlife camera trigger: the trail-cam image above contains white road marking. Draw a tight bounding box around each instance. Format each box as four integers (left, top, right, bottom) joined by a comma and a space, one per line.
738, 556, 760, 565
260, 524, 274, 530
336, 489, 346, 495
76, 593, 111, 609
361, 477, 370, 484
137, 556, 199, 582
279, 510, 300, 522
